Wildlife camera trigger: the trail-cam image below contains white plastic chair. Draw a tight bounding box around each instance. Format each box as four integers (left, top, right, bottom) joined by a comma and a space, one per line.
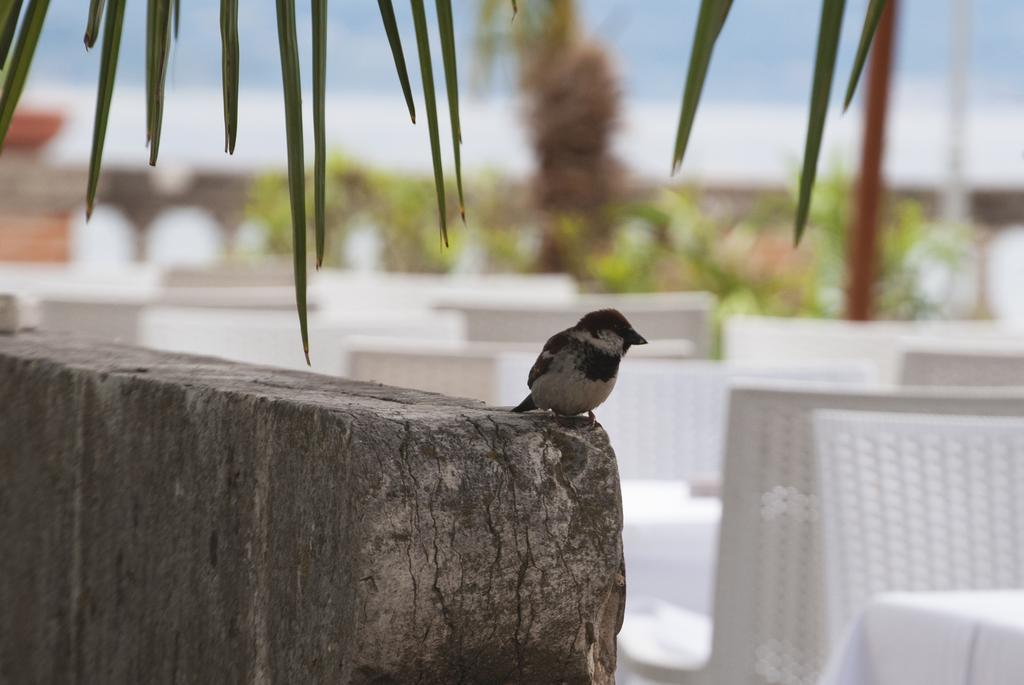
617, 383, 1024, 685
161, 264, 294, 288
724, 316, 1023, 384
437, 292, 716, 358
813, 410, 1024, 645
347, 340, 505, 403
154, 286, 307, 311
898, 340, 1024, 387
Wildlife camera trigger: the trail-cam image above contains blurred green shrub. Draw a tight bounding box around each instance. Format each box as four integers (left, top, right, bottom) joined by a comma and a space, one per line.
588, 165, 972, 320
802, 165, 973, 319
247, 153, 534, 273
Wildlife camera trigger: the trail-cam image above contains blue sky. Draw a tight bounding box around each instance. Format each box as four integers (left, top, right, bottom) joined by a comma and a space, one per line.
28, 0, 1024, 105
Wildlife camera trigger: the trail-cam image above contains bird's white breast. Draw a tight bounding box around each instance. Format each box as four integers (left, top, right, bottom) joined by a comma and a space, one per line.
530, 352, 617, 416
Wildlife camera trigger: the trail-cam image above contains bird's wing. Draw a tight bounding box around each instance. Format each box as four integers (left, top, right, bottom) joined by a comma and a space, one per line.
528, 330, 571, 389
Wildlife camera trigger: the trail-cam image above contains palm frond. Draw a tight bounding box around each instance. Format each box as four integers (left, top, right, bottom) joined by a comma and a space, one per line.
378, 0, 416, 123
86, 0, 126, 218
313, 0, 327, 267
794, 0, 847, 244
219, 0, 238, 153
671, 0, 733, 174
0, 0, 50, 153
843, 0, 885, 111
410, 0, 448, 246
145, 0, 171, 165
436, 0, 464, 219
275, 0, 310, 362
84, 0, 104, 48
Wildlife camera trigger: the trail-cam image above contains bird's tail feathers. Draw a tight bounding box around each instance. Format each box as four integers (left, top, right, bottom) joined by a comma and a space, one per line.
511, 395, 537, 412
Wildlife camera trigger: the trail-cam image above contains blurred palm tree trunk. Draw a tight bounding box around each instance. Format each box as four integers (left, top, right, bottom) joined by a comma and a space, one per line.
475, 0, 623, 274
529, 39, 622, 271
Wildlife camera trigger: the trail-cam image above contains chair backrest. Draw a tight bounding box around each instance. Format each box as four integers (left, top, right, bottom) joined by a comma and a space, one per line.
724, 316, 1018, 384
437, 292, 716, 358
39, 295, 148, 345
814, 410, 1024, 644
708, 384, 1024, 685
347, 342, 501, 403
140, 309, 463, 376
311, 270, 578, 314
162, 264, 294, 288
899, 341, 1024, 387
154, 287, 309, 311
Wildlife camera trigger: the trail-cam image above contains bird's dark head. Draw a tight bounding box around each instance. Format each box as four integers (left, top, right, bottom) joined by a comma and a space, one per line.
576, 308, 649, 353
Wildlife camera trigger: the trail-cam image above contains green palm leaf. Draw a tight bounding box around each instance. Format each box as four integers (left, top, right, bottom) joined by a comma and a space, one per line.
0, 0, 50, 154
377, 0, 416, 124
145, 0, 154, 143
436, 0, 464, 219
84, 0, 104, 48
410, 0, 448, 246
843, 0, 885, 111
0, 0, 24, 73
795, 0, 847, 244
312, 0, 326, 268
671, 0, 733, 174
85, 0, 125, 218
145, 0, 171, 165
0, 0, 22, 68
275, 0, 310, 363
219, 0, 238, 153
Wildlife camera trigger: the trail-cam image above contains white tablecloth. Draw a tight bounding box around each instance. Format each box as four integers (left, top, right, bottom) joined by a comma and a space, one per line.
617, 481, 721, 680
621, 480, 721, 616
819, 591, 1024, 685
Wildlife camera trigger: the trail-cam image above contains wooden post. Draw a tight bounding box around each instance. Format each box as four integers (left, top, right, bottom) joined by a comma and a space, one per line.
845, 0, 898, 321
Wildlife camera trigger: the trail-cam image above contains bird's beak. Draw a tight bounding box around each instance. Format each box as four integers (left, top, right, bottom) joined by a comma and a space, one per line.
624, 328, 648, 346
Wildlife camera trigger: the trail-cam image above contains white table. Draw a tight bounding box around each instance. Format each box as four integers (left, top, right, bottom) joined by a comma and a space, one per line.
819, 591, 1024, 685
621, 480, 721, 616
617, 481, 721, 680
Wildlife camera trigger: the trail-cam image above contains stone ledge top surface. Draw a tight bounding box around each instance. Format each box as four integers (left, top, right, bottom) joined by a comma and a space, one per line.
0, 331, 555, 426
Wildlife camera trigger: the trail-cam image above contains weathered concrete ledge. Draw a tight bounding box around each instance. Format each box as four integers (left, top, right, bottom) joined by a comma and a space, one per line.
0, 333, 624, 684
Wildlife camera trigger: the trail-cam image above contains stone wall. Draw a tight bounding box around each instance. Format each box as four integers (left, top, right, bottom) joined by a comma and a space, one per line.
0, 333, 625, 684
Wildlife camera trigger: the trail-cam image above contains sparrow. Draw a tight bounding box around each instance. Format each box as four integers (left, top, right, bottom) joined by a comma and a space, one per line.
511, 308, 648, 423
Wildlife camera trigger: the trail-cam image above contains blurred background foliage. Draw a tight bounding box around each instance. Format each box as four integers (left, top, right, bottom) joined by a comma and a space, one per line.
247, 0, 971, 327
248, 157, 972, 321
247, 152, 535, 273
